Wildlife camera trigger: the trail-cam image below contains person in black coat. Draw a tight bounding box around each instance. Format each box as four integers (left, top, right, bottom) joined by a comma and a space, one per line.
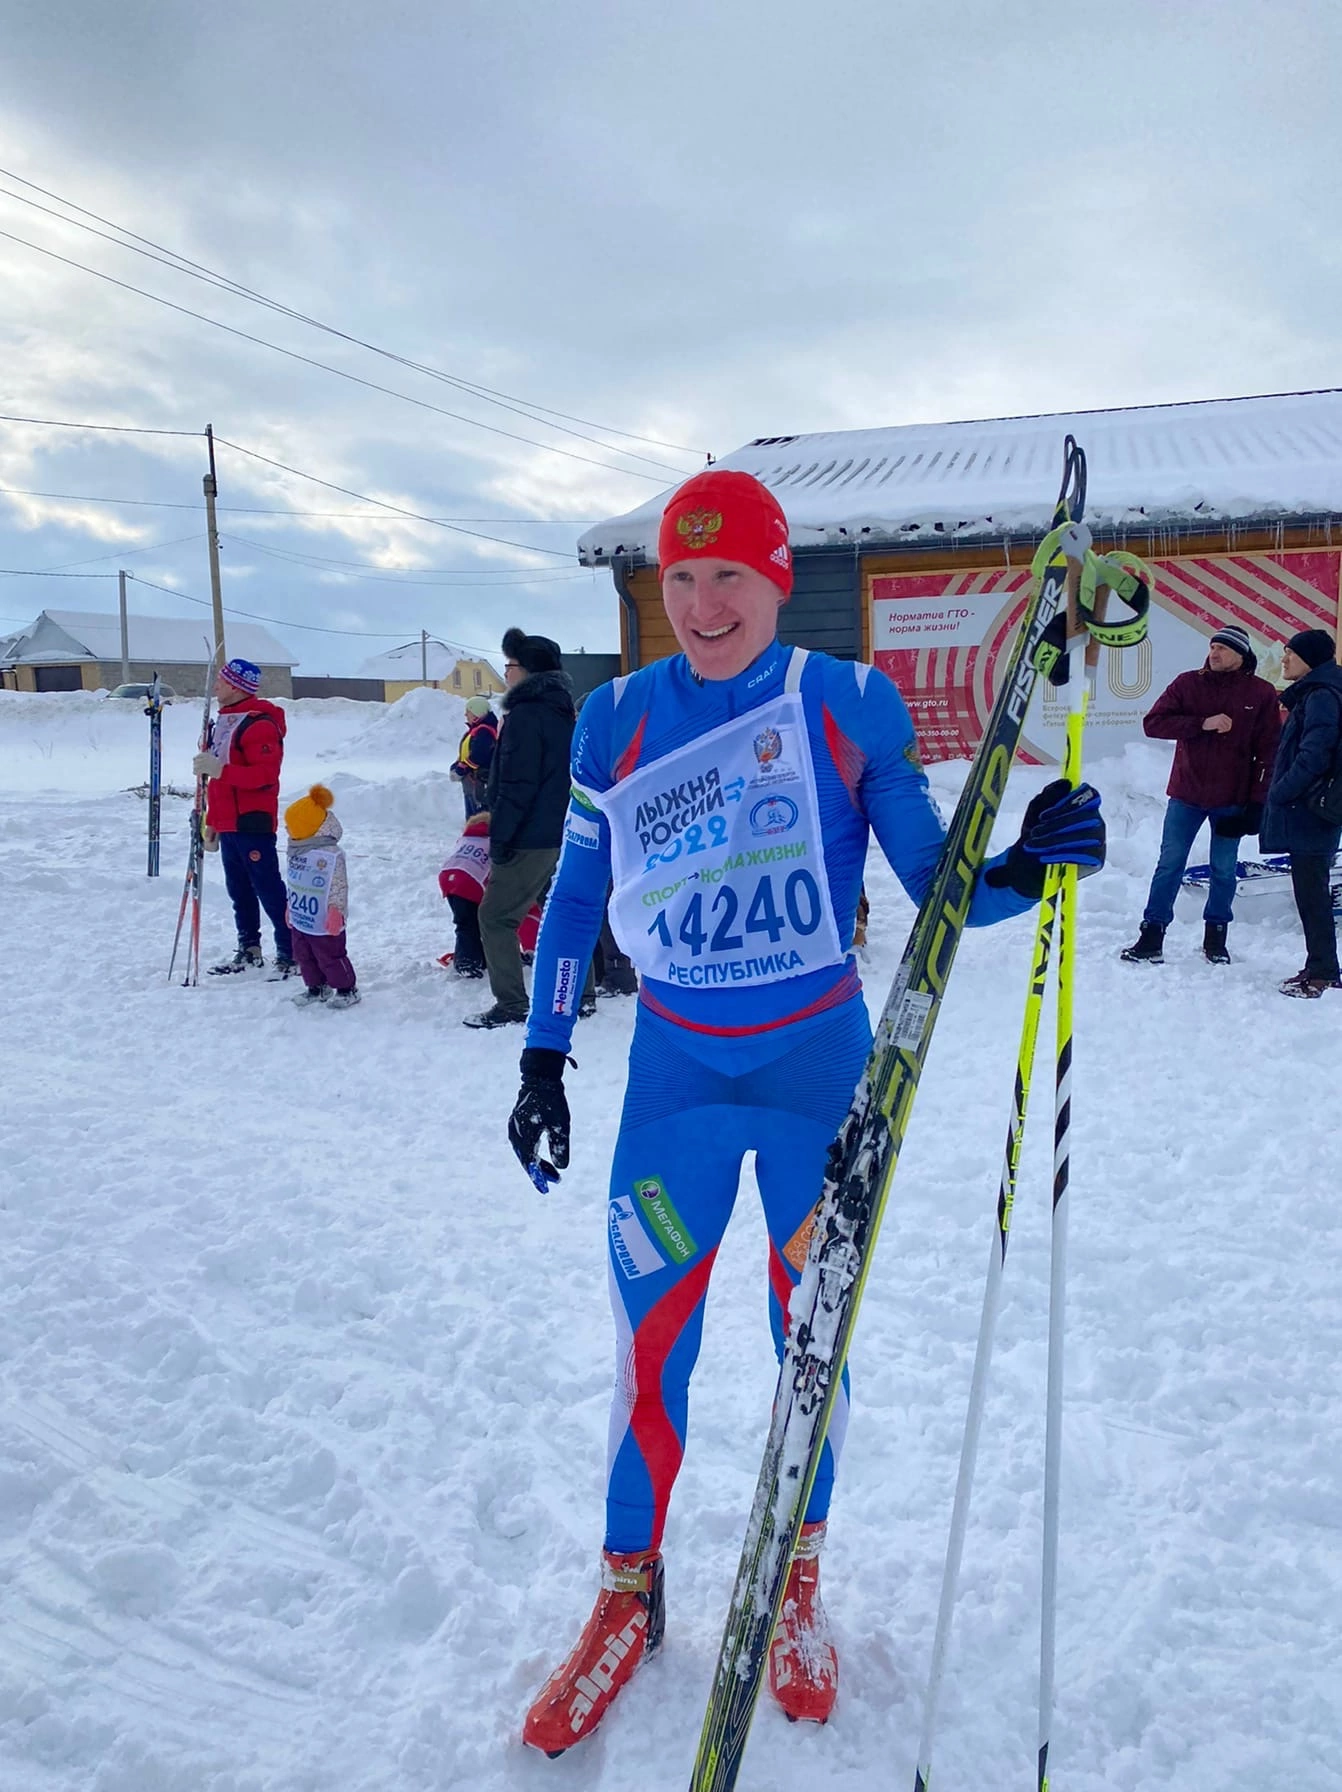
465, 628, 594, 1027
1260, 629, 1342, 997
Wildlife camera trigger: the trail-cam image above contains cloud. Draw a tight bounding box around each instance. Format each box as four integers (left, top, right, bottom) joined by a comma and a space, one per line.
1, 0, 1339, 670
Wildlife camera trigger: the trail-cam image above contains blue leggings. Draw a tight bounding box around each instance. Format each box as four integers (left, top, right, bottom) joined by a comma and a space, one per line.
603, 997, 873, 1554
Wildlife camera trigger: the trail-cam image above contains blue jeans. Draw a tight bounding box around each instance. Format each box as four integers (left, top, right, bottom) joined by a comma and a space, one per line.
1144, 798, 1240, 927
220, 830, 293, 959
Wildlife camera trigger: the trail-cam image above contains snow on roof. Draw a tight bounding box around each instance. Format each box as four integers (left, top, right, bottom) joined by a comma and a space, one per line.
357, 639, 463, 680
4, 609, 296, 666
578, 389, 1342, 565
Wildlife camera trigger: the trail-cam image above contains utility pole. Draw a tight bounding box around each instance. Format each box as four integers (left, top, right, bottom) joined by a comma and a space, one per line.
203, 425, 227, 678
118, 569, 130, 684
421, 627, 429, 686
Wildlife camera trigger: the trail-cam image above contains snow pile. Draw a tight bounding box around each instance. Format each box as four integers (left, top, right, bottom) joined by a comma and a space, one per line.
1, 696, 1339, 1792
328, 685, 471, 767
314, 771, 464, 837
0, 688, 208, 797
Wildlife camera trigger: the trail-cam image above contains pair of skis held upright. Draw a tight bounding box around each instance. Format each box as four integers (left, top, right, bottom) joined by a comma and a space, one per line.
689, 439, 1152, 1792
167, 646, 221, 986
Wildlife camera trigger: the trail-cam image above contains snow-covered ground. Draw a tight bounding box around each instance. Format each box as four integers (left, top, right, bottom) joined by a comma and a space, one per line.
1, 685, 1339, 1792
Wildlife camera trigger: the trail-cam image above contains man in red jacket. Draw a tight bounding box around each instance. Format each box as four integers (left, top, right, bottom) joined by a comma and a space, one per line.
1122, 625, 1281, 964
193, 657, 295, 976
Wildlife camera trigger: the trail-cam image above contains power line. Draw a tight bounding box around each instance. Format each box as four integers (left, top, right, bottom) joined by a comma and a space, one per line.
0, 481, 598, 524
224, 532, 590, 584
213, 435, 580, 559
0, 412, 200, 438
128, 572, 503, 650
0, 412, 586, 560
0, 567, 113, 578
0, 164, 706, 461
0, 224, 682, 482
33, 532, 202, 573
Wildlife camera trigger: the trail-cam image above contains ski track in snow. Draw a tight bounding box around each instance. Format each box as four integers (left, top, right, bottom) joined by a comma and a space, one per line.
0, 690, 1339, 1791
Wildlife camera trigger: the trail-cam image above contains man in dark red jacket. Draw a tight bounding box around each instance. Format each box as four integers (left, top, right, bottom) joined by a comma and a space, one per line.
194, 657, 295, 976
1122, 625, 1281, 964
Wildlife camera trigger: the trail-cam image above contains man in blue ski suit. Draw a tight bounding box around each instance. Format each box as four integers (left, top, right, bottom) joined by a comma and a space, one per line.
509, 469, 1105, 1756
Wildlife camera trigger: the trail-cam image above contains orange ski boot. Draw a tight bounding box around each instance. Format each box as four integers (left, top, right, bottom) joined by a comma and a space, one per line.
768, 1520, 838, 1724
522, 1549, 665, 1756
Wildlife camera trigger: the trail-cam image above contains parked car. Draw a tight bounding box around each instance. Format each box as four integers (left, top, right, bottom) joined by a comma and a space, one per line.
106, 682, 177, 703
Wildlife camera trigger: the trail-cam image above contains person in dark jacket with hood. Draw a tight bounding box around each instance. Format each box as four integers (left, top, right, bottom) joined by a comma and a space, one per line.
465, 628, 593, 1027
1122, 625, 1280, 965
1260, 628, 1342, 997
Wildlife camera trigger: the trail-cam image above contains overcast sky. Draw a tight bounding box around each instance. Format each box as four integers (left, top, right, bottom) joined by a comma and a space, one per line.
1, 0, 1339, 675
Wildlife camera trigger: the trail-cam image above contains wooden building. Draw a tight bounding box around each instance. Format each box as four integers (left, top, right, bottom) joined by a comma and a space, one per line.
578, 390, 1342, 763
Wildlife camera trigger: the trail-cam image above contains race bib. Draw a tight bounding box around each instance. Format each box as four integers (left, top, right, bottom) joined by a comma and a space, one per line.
286, 846, 334, 936
589, 652, 843, 991
441, 834, 491, 898
210, 711, 247, 763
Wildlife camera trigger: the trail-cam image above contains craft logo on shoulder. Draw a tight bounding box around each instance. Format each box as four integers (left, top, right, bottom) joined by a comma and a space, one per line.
749, 794, 799, 837
753, 726, 783, 769
633, 1177, 697, 1265
676, 506, 723, 552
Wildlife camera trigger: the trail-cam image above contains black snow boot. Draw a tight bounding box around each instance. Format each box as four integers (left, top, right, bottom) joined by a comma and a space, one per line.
1203, 922, 1231, 965
1121, 924, 1165, 964
210, 944, 264, 975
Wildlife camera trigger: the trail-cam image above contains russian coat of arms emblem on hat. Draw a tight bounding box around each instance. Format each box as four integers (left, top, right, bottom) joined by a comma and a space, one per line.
676, 507, 723, 551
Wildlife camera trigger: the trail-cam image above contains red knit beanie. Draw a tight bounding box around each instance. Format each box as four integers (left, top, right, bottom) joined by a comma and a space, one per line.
657, 470, 793, 597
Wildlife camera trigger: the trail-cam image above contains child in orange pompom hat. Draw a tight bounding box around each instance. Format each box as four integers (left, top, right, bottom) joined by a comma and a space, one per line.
284, 783, 359, 1008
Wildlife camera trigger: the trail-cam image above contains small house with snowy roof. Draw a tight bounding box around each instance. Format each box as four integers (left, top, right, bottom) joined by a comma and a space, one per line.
0, 610, 296, 698
578, 389, 1342, 762
357, 639, 505, 705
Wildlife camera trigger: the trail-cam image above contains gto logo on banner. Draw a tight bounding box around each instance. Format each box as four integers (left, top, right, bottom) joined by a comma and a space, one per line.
871, 549, 1341, 765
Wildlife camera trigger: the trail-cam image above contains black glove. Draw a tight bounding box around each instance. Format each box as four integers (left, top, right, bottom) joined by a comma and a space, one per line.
1213, 802, 1262, 839
985, 778, 1107, 899
491, 843, 517, 867
508, 1048, 573, 1192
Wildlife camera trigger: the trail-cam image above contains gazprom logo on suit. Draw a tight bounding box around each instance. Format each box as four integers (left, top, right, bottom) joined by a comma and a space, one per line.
749, 794, 799, 838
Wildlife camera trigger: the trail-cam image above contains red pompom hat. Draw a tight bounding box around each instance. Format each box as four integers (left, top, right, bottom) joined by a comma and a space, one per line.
657, 469, 793, 597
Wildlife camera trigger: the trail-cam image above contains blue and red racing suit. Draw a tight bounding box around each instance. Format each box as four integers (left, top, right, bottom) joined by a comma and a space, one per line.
527, 639, 1032, 1554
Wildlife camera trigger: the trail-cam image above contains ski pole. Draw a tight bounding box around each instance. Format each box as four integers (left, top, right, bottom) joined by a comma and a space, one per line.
1038, 546, 1150, 1790
913, 529, 1091, 1792
168, 644, 220, 984
1037, 650, 1087, 1792
147, 671, 162, 877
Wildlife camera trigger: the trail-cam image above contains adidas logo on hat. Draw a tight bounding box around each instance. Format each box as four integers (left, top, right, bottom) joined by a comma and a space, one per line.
770, 544, 790, 567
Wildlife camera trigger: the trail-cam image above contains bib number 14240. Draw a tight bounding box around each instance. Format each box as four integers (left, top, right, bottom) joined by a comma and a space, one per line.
647, 868, 823, 957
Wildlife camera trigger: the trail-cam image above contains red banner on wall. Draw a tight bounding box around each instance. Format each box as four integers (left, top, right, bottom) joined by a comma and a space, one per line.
871, 550, 1340, 764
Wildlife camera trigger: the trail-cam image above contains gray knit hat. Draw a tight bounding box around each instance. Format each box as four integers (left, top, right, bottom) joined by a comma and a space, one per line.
1209, 625, 1252, 661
